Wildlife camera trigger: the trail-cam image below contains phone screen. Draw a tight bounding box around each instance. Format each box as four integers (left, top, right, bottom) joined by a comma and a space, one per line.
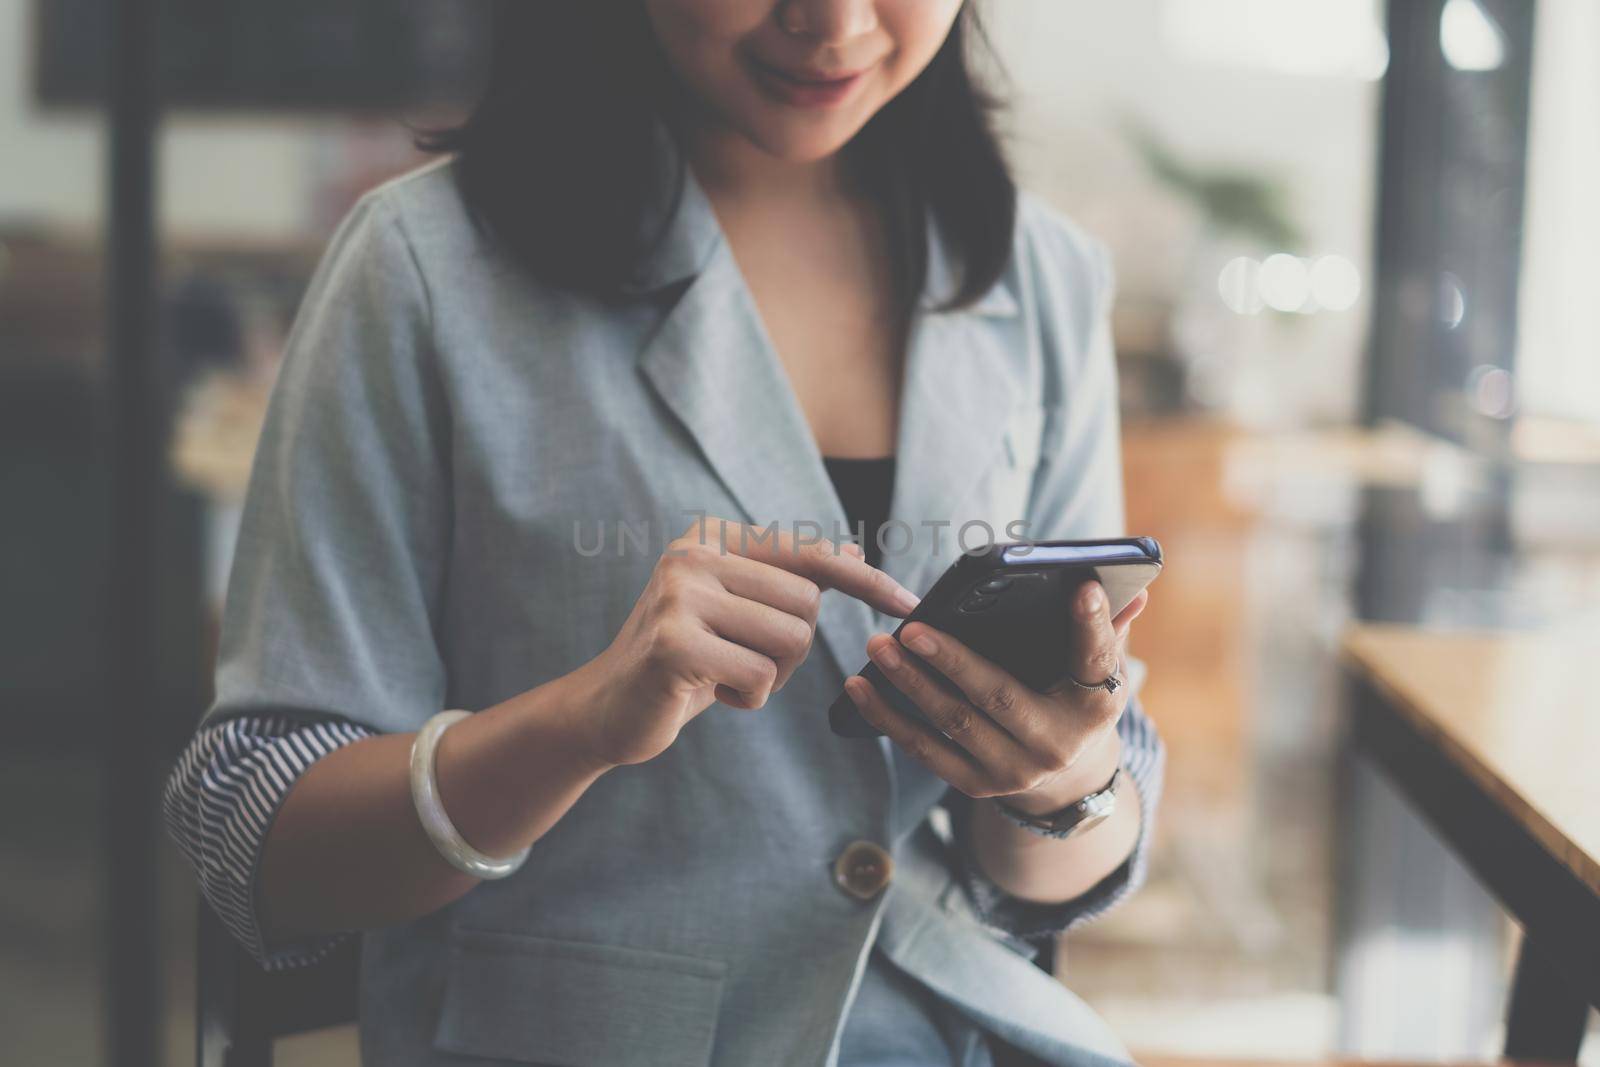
1001, 542, 1153, 565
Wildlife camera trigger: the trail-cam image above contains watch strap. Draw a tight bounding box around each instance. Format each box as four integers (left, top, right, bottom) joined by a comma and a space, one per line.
993, 766, 1123, 839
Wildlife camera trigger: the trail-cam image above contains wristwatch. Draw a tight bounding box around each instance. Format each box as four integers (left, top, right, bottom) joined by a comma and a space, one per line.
993, 767, 1123, 839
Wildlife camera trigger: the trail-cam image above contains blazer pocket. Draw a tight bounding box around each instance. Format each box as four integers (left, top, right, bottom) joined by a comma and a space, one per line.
433, 928, 728, 1066
975, 406, 1046, 536
1002, 405, 1046, 474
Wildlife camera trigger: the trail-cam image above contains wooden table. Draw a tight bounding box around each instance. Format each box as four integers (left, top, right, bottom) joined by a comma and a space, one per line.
1341, 620, 1600, 1062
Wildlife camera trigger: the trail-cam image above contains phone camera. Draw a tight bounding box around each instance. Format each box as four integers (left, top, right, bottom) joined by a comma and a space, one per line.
958, 594, 999, 613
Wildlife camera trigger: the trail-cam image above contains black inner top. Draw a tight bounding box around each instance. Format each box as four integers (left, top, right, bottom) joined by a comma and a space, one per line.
821, 455, 896, 570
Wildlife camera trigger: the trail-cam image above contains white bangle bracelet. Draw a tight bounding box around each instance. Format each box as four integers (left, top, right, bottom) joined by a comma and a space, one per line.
408, 709, 531, 880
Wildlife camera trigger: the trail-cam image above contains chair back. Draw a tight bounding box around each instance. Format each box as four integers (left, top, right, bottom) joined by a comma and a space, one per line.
196, 904, 359, 1067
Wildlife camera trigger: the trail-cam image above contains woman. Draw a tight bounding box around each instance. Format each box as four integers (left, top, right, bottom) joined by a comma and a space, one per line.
164, 2, 1165, 1065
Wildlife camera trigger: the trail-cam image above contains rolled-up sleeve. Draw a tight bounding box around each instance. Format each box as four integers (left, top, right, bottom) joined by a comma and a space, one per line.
945, 690, 1166, 944
162, 715, 375, 968
942, 197, 1167, 944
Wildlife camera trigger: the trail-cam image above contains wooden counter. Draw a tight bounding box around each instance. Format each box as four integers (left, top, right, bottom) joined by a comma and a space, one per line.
1341, 620, 1600, 899
1340, 618, 1600, 1062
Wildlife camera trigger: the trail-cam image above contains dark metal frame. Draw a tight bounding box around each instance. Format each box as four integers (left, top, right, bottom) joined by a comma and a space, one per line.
35, 0, 491, 112
1346, 672, 1597, 1061
105, 0, 163, 1062
197, 906, 361, 1067
1363, 0, 1536, 447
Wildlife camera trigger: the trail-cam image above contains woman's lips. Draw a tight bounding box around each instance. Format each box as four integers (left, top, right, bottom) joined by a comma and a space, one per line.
748, 57, 870, 109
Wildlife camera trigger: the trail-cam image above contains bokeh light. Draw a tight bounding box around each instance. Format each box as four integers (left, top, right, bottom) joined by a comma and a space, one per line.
1310, 254, 1362, 310
1259, 253, 1312, 313
1468, 364, 1516, 418
1440, 0, 1506, 72
1439, 272, 1467, 329
1218, 256, 1266, 314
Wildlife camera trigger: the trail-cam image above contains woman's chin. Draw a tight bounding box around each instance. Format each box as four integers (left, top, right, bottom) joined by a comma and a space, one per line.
738, 118, 868, 166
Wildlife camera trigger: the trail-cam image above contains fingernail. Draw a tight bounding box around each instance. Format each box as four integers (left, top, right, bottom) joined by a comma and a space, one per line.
893, 586, 921, 614
871, 642, 902, 670
1080, 583, 1104, 618
904, 632, 937, 657
841, 541, 865, 558
845, 679, 866, 708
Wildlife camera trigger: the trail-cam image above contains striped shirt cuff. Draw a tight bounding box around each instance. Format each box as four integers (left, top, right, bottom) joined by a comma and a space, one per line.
946, 696, 1167, 945
161, 714, 376, 970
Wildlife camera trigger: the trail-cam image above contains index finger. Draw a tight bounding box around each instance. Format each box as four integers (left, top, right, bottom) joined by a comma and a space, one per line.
709, 522, 920, 618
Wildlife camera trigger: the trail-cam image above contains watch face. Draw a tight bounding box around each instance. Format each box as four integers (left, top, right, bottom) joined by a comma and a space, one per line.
1053, 784, 1118, 836
1063, 807, 1114, 838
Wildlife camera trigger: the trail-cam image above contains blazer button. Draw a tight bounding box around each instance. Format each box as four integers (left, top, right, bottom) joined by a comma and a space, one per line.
834, 840, 893, 901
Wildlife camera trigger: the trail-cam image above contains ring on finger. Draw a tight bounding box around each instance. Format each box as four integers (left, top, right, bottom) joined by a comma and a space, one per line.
1065, 661, 1124, 695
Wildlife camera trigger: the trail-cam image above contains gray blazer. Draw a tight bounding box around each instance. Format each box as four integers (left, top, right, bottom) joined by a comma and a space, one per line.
207, 149, 1155, 1066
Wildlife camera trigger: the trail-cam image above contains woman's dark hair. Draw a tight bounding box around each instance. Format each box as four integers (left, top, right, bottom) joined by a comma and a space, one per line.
416, 1, 1015, 315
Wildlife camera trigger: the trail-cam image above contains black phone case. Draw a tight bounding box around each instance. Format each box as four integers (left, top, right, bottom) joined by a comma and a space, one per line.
827, 536, 1162, 739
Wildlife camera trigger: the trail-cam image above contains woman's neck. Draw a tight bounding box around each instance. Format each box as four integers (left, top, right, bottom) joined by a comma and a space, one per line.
676, 116, 860, 212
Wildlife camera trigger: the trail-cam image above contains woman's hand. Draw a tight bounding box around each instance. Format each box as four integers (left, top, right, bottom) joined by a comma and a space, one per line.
844, 579, 1150, 812
571, 517, 921, 769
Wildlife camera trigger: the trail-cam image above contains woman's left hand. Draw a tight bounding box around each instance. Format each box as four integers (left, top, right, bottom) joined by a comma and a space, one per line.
844, 579, 1150, 814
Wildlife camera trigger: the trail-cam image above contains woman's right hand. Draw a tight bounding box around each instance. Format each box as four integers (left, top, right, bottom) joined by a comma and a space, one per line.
254, 519, 917, 937
570, 517, 921, 769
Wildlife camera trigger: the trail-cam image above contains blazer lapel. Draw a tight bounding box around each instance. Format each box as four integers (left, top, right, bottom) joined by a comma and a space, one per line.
632, 148, 1029, 692
634, 167, 877, 683
878, 216, 1027, 612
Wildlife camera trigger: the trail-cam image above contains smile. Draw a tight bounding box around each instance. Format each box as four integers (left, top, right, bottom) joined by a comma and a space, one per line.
748, 56, 871, 109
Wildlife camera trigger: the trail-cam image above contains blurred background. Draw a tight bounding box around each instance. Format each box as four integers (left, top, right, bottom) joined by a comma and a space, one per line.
2, 0, 1597, 1064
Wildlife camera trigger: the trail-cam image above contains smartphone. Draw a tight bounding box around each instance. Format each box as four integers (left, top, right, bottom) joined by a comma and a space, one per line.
828, 536, 1163, 739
